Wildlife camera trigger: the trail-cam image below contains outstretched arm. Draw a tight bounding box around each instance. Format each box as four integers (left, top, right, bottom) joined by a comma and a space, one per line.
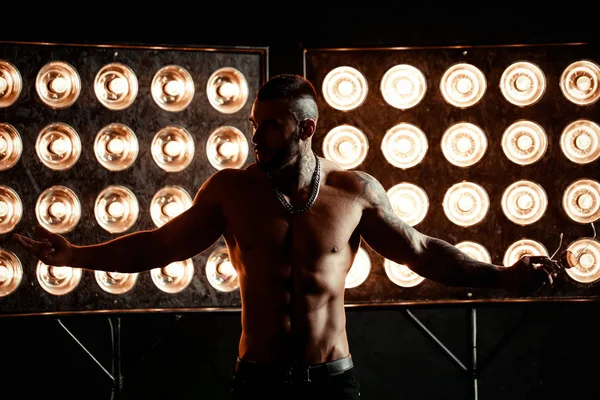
354, 171, 555, 290
14, 171, 228, 274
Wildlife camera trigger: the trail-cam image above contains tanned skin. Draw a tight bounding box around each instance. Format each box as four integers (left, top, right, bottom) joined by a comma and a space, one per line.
13, 97, 557, 368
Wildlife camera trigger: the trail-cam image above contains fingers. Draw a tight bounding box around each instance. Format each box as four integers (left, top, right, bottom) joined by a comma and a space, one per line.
532, 263, 557, 287
12, 233, 53, 257
528, 255, 549, 264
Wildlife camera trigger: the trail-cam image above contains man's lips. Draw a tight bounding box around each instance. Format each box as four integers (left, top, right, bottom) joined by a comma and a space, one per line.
254, 148, 268, 156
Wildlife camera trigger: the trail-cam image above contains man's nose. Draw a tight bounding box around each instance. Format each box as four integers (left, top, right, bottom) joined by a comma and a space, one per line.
251, 127, 263, 145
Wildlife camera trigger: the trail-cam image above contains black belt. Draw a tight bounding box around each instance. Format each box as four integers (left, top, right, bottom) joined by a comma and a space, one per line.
235, 355, 354, 383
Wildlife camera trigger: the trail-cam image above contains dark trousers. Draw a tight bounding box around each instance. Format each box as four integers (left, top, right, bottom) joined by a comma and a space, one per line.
231, 355, 361, 400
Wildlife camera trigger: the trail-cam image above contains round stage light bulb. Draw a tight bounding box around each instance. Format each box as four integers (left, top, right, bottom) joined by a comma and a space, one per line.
440, 63, 487, 108
381, 123, 428, 169
163, 141, 182, 157
49, 76, 68, 94
562, 178, 600, 224
107, 138, 124, 154
218, 81, 239, 98
443, 181, 489, 227
107, 201, 125, 218
441, 122, 487, 168
501, 180, 548, 226
164, 80, 183, 96
48, 202, 67, 219
560, 60, 600, 106
500, 61, 546, 106
387, 182, 429, 226
564, 238, 600, 283
322, 125, 369, 169
322, 66, 368, 111
162, 201, 182, 218
108, 77, 128, 94
384, 259, 425, 288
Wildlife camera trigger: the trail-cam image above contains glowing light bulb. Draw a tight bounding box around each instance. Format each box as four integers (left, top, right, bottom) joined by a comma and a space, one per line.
337, 140, 354, 157
396, 138, 412, 154
0, 137, 7, 153
217, 82, 239, 98
575, 134, 591, 150
515, 76, 531, 91
49, 77, 68, 94
163, 263, 183, 277
576, 76, 592, 91
50, 266, 69, 280
217, 260, 235, 276
163, 140, 181, 157
398, 197, 414, 214
108, 271, 123, 280
108, 77, 128, 94
0, 264, 8, 282
162, 201, 182, 218
517, 135, 533, 150
218, 141, 238, 158
0, 77, 7, 93
0, 200, 7, 217
107, 201, 124, 218
396, 78, 412, 95
456, 78, 472, 94
517, 194, 533, 209
49, 138, 69, 155
163, 80, 183, 96
580, 253, 594, 268
337, 80, 353, 97
577, 193, 593, 209
107, 138, 124, 154
456, 137, 471, 153
49, 202, 67, 219
458, 196, 474, 212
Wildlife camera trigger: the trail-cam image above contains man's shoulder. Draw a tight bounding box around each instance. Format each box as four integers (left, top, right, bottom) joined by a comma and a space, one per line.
322, 159, 380, 194
201, 163, 257, 192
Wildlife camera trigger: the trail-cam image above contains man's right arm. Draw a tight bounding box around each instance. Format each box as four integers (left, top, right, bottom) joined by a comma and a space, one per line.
69, 170, 228, 273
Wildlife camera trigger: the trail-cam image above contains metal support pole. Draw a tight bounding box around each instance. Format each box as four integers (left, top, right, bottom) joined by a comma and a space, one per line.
402, 308, 468, 372
468, 307, 478, 400
56, 317, 123, 399
56, 318, 115, 383
109, 316, 123, 399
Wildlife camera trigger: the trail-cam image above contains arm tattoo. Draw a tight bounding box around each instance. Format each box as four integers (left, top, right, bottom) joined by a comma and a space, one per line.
424, 237, 508, 288
354, 171, 508, 288
354, 171, 424, 256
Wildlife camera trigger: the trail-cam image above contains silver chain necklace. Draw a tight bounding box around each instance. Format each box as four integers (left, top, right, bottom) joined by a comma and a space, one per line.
268, 153, 321, 215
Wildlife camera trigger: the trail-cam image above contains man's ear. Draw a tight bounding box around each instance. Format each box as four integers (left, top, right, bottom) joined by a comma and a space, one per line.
300, 118, 317, 140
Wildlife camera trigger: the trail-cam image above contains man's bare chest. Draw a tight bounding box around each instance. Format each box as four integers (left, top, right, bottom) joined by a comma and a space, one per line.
223, 187, 362, 257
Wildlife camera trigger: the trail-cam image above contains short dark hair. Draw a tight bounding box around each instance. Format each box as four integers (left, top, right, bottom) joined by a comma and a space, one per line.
256, 74, 319, 121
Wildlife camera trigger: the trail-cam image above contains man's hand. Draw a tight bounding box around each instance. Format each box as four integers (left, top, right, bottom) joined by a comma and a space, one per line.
12, 225, 74, 267
508, 255, 562, 292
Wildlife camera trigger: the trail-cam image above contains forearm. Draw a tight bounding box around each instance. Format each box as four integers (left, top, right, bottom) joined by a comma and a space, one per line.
414, 236, 512, 289
70, 230, 165, 273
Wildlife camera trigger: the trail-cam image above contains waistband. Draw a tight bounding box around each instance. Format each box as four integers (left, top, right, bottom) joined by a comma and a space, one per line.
235, 355, 354, 383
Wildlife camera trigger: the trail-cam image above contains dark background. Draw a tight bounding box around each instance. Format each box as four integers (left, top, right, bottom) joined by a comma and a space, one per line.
1, 6, 599, 400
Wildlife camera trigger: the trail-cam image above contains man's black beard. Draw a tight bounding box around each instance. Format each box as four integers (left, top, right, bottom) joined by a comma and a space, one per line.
256, 149, 288, 172
257, 127, 301, 173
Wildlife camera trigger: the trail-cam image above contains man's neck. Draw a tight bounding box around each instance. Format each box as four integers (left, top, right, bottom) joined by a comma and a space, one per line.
271, 147, 316, 193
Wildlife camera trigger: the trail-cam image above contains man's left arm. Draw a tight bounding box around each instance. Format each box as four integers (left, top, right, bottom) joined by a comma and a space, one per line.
353, 171, 556, 290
